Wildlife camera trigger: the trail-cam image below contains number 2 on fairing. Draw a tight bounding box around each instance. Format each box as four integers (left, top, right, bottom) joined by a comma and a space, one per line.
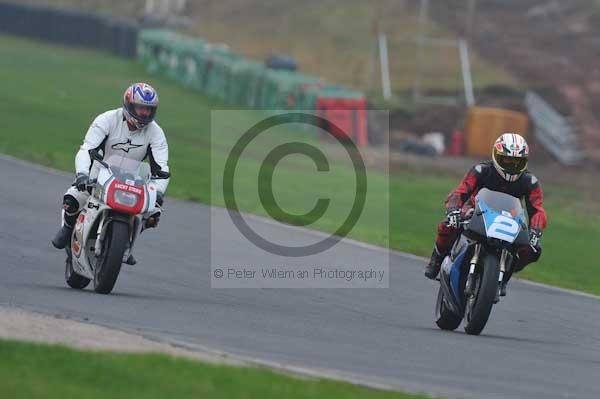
487, 215, 519, 242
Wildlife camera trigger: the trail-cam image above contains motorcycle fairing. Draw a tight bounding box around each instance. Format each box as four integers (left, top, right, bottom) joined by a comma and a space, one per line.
70, 200, 104, 280
440, 243, 469, 317
479, 198, 521, 243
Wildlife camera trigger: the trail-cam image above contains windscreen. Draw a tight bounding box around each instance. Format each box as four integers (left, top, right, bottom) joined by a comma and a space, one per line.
104, 155, 150, 185
476, 188, 524, 219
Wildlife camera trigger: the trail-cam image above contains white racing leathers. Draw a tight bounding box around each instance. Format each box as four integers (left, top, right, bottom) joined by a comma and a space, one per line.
64, 108, 170, 221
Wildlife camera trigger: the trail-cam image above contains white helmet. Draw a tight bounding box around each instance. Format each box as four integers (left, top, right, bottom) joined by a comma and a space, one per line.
492, 133, 529, 182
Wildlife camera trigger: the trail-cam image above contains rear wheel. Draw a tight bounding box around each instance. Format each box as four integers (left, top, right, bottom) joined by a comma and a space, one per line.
93, 221, 128, 294
435, 287, 462, 331
463, 254, 500, 335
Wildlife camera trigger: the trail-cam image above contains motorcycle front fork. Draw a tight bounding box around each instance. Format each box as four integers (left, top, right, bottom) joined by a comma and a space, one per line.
92, 215, 137, 259
493, 250, 510, 303
464, 243, 481, 296
498, 250, 508, 285
464, 245, 510, 300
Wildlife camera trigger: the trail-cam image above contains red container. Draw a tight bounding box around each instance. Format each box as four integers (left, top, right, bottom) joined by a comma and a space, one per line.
316, 97, 368, 146
447, 129, 465, 156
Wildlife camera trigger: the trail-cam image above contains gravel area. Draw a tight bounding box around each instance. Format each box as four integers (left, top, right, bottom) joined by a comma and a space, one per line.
0, 306, 241, 365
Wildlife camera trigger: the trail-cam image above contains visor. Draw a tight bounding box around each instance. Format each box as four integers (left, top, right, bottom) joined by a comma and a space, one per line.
132, 104, 157, 124
495, 154, 527, 174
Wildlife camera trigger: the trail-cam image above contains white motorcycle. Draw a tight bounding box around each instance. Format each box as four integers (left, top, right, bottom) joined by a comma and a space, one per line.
64, 150, 170, 294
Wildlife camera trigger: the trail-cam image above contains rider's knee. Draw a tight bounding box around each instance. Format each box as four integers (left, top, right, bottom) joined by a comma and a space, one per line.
62, 194, 80, 216
144, 212, 161, 229
437, 221, 459, 235
514, 245, 542, 272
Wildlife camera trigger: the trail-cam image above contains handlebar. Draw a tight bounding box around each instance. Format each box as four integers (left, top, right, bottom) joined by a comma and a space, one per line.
153, 170, 170, 180
444, 218, 471, 228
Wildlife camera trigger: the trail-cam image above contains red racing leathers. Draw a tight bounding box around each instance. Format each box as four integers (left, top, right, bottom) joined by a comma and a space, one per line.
435, 161, 547, 270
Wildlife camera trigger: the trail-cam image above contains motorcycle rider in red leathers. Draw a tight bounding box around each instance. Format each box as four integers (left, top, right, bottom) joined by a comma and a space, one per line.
424, 133, 547, 295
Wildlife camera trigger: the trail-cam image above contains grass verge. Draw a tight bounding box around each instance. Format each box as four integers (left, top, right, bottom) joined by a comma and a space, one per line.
0, 34, 598, 295
0, 339, 432, 399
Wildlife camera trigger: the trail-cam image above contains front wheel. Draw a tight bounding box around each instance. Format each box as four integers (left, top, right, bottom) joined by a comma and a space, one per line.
93, 221, 128, 294
435, 286, 462, 331
463, 253, 500, 335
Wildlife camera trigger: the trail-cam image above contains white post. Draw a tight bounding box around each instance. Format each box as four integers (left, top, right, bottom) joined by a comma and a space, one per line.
378, 33, 392, 100
459, 39, 475, 107
161, 0, 170, 16
413, 0, 429, 102
367, 38, 377, 92
174, 0, 187, 14
145, 0, 155, 15
367, 0, 383, 92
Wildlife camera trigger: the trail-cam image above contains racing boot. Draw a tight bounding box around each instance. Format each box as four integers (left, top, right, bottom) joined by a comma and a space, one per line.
52, 196, 79, 250
125, 254, 137, 265
123, 241, 137, 265
424, 246, 445, 279
51, 223, 73, 249
500, 281, 508, 297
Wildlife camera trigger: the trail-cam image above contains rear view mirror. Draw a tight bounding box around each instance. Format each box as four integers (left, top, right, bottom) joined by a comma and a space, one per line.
89, 149, 109, 168
154, 170, 171, 179
89, 149, 103, 161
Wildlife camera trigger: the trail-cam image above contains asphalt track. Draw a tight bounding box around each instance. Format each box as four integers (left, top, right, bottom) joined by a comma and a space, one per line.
1, 155, 599, 399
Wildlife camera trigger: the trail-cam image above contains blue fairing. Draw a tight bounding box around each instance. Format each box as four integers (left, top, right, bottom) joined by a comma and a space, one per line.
478, 196, 525, 244
450, 248, 468, 306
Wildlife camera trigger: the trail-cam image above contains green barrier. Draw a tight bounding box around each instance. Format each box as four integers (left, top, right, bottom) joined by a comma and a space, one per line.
137, 29, 365, 111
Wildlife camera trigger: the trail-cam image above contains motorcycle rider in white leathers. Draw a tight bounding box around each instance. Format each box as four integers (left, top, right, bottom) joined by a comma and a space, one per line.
52, 83, 169, 265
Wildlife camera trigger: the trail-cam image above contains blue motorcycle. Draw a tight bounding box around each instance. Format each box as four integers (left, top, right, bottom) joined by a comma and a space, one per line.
435, 188, 531, 335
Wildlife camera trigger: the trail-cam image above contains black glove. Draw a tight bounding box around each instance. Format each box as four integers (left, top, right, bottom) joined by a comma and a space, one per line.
529, 228, 542, 250
156, 191, 164, 207
74, 173, 89, 192
445, 207, 461, 228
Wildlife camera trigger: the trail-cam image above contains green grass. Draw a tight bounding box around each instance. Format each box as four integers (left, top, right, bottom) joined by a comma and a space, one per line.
0, 34, 599, 295
0, 339, 431, 399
